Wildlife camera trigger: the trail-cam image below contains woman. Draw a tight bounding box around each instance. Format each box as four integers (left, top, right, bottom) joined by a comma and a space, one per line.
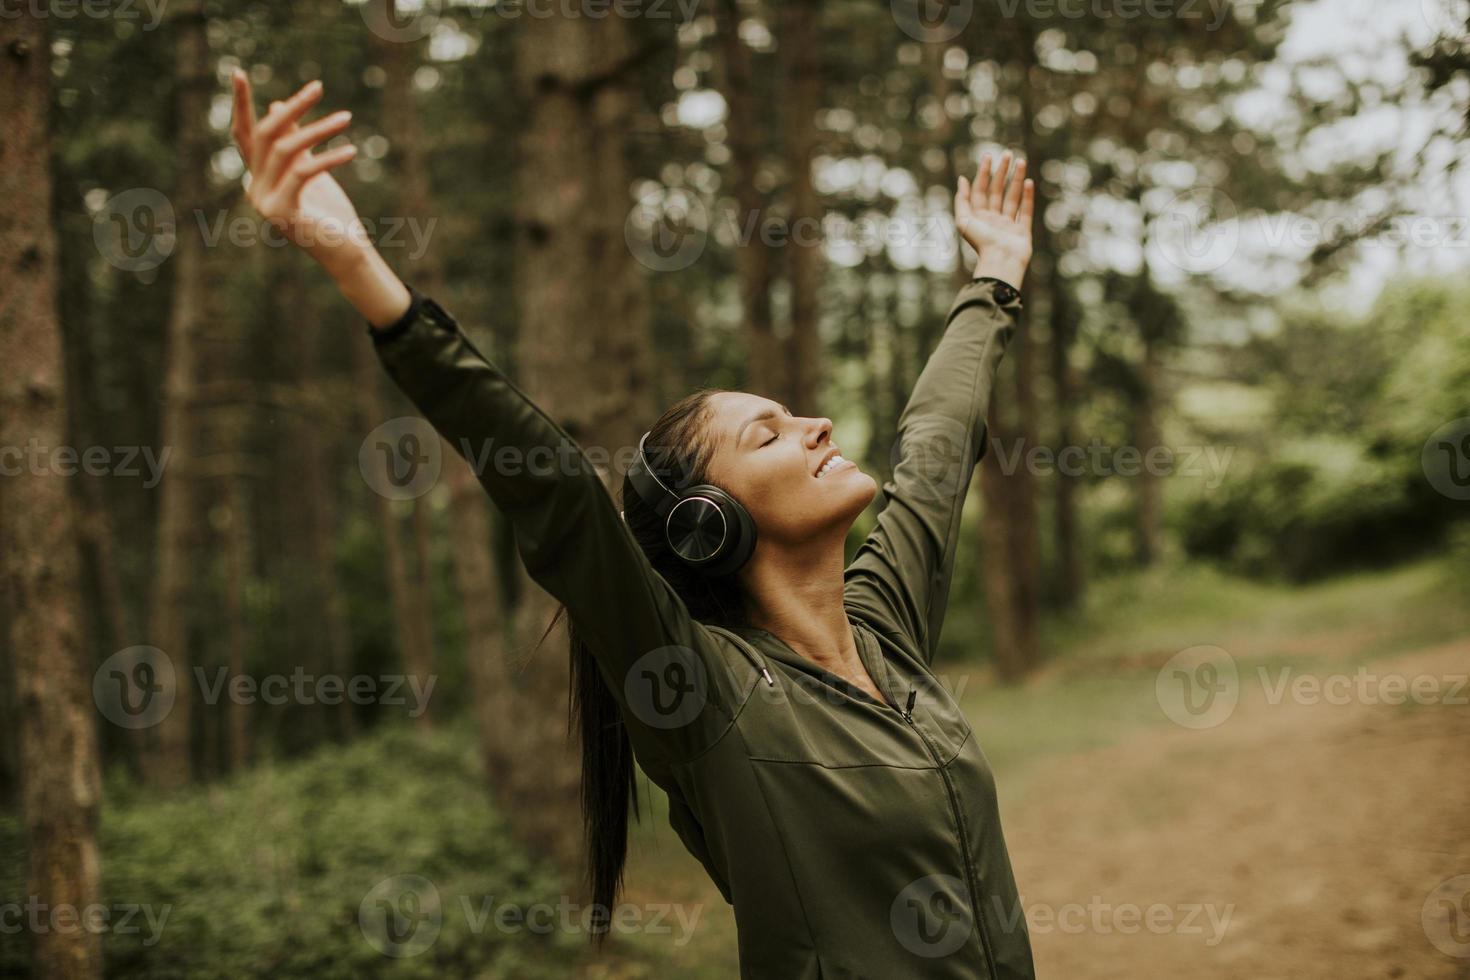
231, 72, 1037, 979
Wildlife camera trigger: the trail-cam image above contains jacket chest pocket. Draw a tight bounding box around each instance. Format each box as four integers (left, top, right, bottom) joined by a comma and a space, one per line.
737, 671, 969, 769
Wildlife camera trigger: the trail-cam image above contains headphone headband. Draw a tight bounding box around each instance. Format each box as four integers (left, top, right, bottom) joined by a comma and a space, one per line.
628, 431, 679, 519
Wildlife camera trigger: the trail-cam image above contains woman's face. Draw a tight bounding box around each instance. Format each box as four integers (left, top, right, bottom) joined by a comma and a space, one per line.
702, 391, 878, 548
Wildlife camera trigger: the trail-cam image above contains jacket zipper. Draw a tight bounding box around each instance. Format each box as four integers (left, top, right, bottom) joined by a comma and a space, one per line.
895, 682, 999, 980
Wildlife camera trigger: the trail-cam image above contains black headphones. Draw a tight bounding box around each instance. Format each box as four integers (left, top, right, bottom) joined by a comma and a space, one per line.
625, 431, 757, 576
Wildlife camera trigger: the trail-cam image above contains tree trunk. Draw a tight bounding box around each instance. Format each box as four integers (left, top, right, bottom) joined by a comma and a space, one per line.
979, 398, 1038, 682
977, 24, 1043, 677
445, 458, 516, 787
146, 0, 212, 787
0, 17, 103, 977
512, 8, 654, 873
1130, 183, 1165, 568
714, 0, 781, 395
1049, 274, 1084, 606
1133, 330, 1164, 566
220, 483, 252, 772
351, 338, 437, 726
779, 0, 823, 415
369, 20, 441, 729
378, 20, 512, 765
295, 319, 356, 739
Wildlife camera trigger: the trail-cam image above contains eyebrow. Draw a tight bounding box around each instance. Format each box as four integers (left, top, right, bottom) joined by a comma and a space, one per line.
735, 404, 793, 446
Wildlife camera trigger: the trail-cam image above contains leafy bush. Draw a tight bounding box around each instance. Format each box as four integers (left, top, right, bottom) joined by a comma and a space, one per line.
1, 725, 587, 979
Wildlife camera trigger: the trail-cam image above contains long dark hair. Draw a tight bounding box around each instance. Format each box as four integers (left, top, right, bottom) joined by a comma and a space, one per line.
545, 387, 749, 943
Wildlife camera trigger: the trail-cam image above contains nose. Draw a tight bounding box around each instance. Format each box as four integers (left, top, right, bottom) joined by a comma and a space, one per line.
804, 416, 833, 448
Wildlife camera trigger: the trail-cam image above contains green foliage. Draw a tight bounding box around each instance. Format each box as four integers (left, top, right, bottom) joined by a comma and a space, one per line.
1178, 276, 1470, 580
1, 726, 585, 979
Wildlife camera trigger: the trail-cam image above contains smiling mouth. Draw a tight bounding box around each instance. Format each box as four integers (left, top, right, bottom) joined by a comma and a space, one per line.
815, 454, 853, 478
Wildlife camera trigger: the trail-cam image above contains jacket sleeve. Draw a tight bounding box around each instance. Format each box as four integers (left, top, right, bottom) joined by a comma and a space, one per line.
843, 277, 1022, 666
367, 285, 741, 760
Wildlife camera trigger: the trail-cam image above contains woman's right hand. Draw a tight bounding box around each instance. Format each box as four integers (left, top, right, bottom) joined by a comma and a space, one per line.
230, 70, 411, 328
230, 71, 365, 274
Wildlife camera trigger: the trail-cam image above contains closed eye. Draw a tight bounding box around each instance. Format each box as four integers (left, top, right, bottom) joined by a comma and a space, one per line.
762, 432, 779, 447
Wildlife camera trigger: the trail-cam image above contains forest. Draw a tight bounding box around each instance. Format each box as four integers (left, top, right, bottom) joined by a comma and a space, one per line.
1, 0, 1468, 977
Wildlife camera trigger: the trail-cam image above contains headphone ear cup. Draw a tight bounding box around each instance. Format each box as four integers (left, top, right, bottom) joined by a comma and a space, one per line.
674, 485, 756, 577
663, 492, 729, 566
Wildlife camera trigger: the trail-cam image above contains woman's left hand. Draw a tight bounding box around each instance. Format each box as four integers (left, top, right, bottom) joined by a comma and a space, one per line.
955, 150, 1034, 288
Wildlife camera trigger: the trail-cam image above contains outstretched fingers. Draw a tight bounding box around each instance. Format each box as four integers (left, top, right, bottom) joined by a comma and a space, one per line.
1017, 178, 1035, 226
1003, 157, 1026, 220
987, 151, 1012, 212
277, 143, 358, 204
250, 80, 323, 173
972, 153, 991, 214
260, 109, 353, 192
230, 69, 258, 164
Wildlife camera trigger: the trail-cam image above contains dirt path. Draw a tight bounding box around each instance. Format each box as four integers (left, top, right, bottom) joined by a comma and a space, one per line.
1002, 639, 1470, 979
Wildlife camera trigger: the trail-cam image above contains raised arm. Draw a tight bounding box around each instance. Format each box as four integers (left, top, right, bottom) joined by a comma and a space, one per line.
229, 75, 742, 760
844, 152, 1034, 666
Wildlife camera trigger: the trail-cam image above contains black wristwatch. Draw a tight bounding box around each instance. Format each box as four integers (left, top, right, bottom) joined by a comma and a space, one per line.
974, 276, 1022, 307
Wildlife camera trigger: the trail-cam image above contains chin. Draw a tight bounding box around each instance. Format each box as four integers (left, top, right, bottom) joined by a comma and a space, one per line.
834, 471, 879, 520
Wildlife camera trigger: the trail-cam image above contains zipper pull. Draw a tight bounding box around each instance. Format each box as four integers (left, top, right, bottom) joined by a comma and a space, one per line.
903, 689, 917, 721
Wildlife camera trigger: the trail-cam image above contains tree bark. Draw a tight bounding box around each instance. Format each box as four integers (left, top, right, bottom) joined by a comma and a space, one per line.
220, 482, 251, 772
512, 7, 654, 872
351, 339, 437, 726
370, 17, 441, 728
146, 0, 212, 787
378, 19, 512, 768
0, 16, 103, 978
778, 0, 823, 415
714, 0, 781, 395
1048, 274, 1084, 606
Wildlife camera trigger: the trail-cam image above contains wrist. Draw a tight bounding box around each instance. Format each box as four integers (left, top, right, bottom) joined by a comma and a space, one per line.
327, 246, 412, 329
972, 250, 1029, 291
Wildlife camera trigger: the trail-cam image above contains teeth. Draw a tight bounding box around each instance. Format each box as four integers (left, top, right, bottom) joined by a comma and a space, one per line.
817, 454, 844, 478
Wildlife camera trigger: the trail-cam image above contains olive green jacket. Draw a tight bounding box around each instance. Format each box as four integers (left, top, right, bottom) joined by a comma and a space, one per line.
371, 277, 1034, 979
